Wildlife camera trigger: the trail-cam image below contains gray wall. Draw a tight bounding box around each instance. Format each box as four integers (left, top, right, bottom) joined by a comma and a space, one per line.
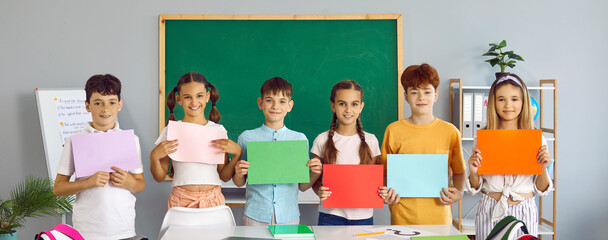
1, 0, 606, 239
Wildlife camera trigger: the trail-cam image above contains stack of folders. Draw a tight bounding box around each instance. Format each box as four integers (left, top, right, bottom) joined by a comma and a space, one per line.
268, 224, 314, 238
462, 93, 488, 139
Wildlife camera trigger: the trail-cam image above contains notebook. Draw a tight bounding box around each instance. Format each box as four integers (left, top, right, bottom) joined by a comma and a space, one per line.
267, 224, 314, 238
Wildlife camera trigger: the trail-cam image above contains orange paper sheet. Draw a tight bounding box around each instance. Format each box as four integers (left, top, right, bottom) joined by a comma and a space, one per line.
322, 164, 384, 208
477, 129, 543, 175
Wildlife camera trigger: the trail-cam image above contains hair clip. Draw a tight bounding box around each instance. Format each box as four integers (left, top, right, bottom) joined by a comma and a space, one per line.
173, 86, 178, 92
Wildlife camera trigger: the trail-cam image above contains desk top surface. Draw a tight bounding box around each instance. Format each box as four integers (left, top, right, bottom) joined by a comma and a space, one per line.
161, 224, 463, 240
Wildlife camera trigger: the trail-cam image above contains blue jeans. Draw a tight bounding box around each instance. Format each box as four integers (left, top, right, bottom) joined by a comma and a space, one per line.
318, 212, 373, 225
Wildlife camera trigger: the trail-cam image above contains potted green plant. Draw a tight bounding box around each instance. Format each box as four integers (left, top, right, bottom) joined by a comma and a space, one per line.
0, 177, 74, 240
483, 40, 524, 78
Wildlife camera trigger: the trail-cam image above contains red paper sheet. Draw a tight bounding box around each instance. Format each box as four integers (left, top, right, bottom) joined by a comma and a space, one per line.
322, 164, 384, 208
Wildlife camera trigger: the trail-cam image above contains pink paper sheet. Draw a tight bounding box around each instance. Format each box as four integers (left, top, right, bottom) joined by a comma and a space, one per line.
71, 129, 139, 178
167, 121, 228, 164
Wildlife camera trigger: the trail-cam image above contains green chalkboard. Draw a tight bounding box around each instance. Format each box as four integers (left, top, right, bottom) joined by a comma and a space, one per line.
159, 15, 403, 146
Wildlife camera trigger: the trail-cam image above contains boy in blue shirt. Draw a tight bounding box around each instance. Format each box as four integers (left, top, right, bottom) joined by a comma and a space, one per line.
233, 76, 322, 225
53, 74, 145, 240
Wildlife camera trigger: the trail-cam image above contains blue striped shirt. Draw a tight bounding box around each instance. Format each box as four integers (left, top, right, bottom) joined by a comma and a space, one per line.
237, 124, 308, 223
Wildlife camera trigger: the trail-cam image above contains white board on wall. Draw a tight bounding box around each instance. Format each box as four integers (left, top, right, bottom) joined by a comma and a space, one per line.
35, 89, 92, 180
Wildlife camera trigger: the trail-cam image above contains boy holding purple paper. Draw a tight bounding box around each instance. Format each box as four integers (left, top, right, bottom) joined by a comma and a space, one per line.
53, 74, 145, 240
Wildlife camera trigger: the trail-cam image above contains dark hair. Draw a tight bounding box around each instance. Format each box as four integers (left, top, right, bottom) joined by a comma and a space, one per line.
323, 80, 374, 165
400, 63, 440, 92
166, 72, 220, 124
85, 74, 121, 103
260, 76, 293, 98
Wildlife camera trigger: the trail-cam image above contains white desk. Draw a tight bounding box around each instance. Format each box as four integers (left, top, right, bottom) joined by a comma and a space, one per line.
312, 225, 462, 240
161, 225, 462, 240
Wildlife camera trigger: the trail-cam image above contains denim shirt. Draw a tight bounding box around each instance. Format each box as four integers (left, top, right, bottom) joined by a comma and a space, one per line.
237, 124, 308, 223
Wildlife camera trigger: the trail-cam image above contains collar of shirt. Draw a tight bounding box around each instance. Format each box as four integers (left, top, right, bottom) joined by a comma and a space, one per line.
85, 121, 120, 133
259, 123, 288, 134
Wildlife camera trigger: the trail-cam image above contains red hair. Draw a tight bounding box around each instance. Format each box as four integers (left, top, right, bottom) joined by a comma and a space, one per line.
400, 63, 440, 92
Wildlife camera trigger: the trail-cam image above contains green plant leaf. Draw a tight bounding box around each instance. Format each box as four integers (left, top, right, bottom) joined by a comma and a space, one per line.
498, 40, 507, 48
483, 51, 499, 56
1, 177, 74, 233
487, 58, 500, 67
507, 60, 517, 65
509, 53, 524, 61
507, 63, 516, 68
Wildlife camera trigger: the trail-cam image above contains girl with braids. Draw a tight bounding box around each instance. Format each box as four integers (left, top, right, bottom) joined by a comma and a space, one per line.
150, 72, 241, 209
310, 80, 384, 225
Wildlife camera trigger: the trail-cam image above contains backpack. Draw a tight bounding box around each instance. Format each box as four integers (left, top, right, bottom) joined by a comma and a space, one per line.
486, 216, 539, 240
35, 224, 84, 240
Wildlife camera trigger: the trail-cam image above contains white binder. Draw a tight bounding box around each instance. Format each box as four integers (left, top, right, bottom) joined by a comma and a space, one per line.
473, 93, 484, 137
462, 93, 473, 139
482, 95, 489, 129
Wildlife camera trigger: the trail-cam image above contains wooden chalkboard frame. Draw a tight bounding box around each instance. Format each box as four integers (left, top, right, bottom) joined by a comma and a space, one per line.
158, 14, 404, 135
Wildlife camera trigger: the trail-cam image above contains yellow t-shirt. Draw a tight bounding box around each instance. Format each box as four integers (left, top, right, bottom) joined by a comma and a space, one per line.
380, 118, 466, 225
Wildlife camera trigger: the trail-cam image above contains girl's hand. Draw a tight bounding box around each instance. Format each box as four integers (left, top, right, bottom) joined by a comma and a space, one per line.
211, 139, 242, 156
151, 139, 178, 161
307, 158, 322, 176
537, 145, 551, 169
109, 167, 135, 190
468, 147, 482, 174
439, 187, 462, 205
235, 160, 250, 177
317, 186, 331, 201
87, 171, 110, 188
380, 186, 400, 204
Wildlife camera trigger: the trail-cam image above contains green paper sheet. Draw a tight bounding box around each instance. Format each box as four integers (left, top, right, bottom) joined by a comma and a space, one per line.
247, 140, 309, 184
268, 224, 314, 238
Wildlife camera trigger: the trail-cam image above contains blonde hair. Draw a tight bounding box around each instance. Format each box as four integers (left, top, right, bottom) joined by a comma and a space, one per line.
485, 74, 534, 130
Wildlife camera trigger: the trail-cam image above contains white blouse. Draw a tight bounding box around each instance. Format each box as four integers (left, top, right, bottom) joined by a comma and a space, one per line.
466, 135, 554, 221
311, 130, 381, 220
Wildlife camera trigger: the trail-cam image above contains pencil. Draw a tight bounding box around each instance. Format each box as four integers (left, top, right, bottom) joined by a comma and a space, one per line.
354, 231, 385, 237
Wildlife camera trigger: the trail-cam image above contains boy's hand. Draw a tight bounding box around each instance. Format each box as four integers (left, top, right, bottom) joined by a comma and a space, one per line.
380, 186, 400, 204
468, 148, 482, 175
317, 186, 331, 201
211, 139, 242, 156
439, 187, 462, 205
110, 167, 136, 190
87, 171, 110, 188
307, 158, 322, 176
235, 160, 250, 177
537, 145, 551, 169
151, 139, 178, 160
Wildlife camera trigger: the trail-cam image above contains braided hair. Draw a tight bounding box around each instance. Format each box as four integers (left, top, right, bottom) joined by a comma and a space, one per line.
322, 80, 374, 165
166, 72, 220, 125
